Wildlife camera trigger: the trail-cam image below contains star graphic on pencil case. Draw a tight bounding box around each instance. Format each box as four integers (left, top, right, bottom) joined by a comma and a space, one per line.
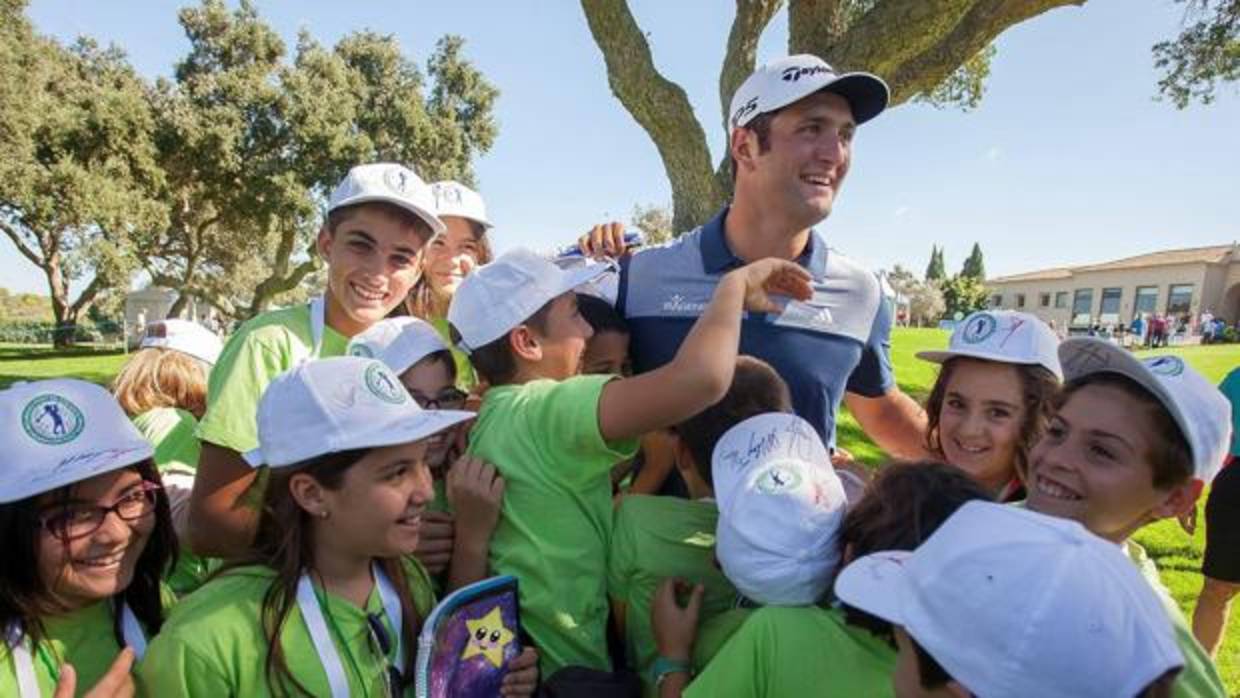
461, 606, 514, 669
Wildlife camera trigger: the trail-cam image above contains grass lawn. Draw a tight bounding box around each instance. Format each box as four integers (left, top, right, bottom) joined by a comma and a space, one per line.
2, 332, 1238, 690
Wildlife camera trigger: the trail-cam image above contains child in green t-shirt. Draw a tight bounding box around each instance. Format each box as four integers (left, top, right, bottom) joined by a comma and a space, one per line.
608, 355, 791, 695
1025, 339, 1231, 697
188, 163, 445, 559
653, 461, 991, 698
1, 379, 179, 698
445, 247, 812, 678
349, 316, 504, 592
139, 357, 539, 697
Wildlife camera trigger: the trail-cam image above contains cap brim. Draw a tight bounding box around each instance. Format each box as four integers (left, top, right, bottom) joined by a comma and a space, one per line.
557, 260, 615, 297
833, 550, 914, 623
4, 443, 154, 503
915, 348, 1058, 377
1059, 339, 1193, 468
329, 194, 446, 236
819, 72, 889, 124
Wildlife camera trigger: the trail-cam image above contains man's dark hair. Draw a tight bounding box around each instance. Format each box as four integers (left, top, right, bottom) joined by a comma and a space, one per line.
729, 112, 776, 182
450, 299, 555, 386
672, 355, 791, 484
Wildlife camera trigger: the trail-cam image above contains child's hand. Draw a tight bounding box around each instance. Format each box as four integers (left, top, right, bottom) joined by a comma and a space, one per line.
414, 511, 455, 575
578, 221, 629, 259
731, 258, 813, 314
651, 578, 703, 662
56, 648, 135, 698
500, 647, 539, 697
447, 455, 505, 545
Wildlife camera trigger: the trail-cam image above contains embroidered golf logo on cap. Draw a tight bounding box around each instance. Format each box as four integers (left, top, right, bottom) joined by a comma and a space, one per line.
755, 461, 803, 495
961, 313, 998, 344
21, 394, 85, 445
1145, 356, 1185, 377
349, 344, 375, 359
383, 166, 412, 195
364, 363, 406, 404
433, 184, 463, 207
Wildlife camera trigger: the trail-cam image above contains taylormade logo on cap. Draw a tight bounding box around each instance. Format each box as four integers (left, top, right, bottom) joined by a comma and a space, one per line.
327, 163, 445, 236
728, 54, 890, 129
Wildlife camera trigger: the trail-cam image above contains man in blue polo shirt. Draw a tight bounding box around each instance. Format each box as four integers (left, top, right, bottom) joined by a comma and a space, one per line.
580, 54, 927, 460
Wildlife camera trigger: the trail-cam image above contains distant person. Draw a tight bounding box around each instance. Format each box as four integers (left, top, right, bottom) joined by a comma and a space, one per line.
1132, 314, 1147, 347
1192, 366, 1240, 658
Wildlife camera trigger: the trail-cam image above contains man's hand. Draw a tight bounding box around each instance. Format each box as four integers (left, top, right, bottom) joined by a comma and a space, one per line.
577, 222, 629, 259
55, 648, 135, 698
729, 258, 814, 314
414, 510, 455, 575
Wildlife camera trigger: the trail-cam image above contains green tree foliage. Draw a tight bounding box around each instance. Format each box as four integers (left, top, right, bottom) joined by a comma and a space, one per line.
143, 1, 499, 320
630, 203, 674, 245
0, 2, 166, 345
940, 273, 990, 318
924, 245, 947, 282
960, 241, 986, 280
1155, 0, 1240, 107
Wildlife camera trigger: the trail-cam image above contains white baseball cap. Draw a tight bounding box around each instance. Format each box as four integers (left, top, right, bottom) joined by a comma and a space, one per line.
327, 163, 445, 236
712, 413, 849, 605
139, 318, 223, 365
916, 310, 1063, 380
347, 317, 450, 376
1059, 338, 1231, 481
243, 357, 474, 468
431, 180, 492, 229
0, 379, 153, 503
728, 54, 889, 129
447, 248, 612, 354
835, 501, 1183, 698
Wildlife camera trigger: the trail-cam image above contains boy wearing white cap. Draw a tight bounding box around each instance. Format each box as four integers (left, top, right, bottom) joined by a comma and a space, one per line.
139, 357, 540, 696
188, 162, 444, 558
1026, 339, 1231, 697
0, 379, 178, 697
447, 247, 812, 677
835, 501, 1184, 698
916, 310, 1061, 501
348, 317, 504, 591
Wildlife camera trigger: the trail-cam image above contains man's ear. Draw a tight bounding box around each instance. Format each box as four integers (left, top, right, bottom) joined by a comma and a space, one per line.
730, 128, 758, 174
508, 325, 542, 362
1152, 478, 1204, 520
289, 472, 329, 519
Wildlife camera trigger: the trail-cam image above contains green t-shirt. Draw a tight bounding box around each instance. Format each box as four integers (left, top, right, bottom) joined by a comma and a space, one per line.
1124, 541, 1226, 698
692, 607, 750, 671
607, 495, 736, 694
133, 407, 200, 475
684, 606, 895, 698
138, 559, 435, 698
467, 375, 638, 677
196, 304, 349, 454
429, 315, 477, 392
1219, 367, 1240, 457
0, 590, 176, 697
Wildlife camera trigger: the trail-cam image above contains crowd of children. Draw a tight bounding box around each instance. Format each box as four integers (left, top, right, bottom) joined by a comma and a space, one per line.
2, 56, 1237, 698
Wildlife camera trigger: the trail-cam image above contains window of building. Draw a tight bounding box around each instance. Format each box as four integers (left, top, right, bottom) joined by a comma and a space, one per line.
990, 294, 1003, 308
1072, 288, 1094, 326
1134, 286, 1158, 319
1016, 293, 1026, 308
1039, 293, 1051, 307
1167, 284, 1194, 317
1054, 291, 1069, 308
1099, 287, 1122, 323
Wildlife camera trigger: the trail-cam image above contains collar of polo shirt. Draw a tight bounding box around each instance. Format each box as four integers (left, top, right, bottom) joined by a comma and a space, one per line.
699, 207, 828, 278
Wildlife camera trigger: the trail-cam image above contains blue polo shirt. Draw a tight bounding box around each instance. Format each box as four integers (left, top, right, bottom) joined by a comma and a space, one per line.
617, 208, 894, 447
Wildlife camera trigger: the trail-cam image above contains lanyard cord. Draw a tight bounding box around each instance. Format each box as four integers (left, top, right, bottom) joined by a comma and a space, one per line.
312, 580, 377, 698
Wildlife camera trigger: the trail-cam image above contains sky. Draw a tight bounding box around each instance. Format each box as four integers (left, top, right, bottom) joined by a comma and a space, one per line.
3, 0, 1238, 297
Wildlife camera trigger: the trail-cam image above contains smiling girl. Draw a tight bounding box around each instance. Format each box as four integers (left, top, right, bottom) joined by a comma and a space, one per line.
917, 310, 1061, 501
1, 379, 176, 697
138, 357, 537, 697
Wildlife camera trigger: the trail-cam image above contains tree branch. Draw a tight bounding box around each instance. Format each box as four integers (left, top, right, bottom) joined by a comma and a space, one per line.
788, 0, 852, 54
714, 0, 785, 187
881, 0, 1087, 105
580, 0, 726, 230
0, 219, 47, 268
68, 274, 105, 317
248, 255, 318, 317
824, 0, 979, 75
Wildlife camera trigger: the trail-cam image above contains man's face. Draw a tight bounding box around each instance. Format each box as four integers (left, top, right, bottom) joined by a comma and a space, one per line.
318, 207, 427, 336
738, 91, 855, 228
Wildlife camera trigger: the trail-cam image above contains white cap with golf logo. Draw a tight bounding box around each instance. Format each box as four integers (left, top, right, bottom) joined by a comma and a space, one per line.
916, 310, 1062, 380
0, 379, 153, 503
347, 317, 450, 376
1059, 338, 1231, 481
243, 357, 474, 468
711, 412, 849, 606
430, 180, 492, 229
328, 162, 445, 236
140, 318, 223, 365
728, 54, 889, 129
835, 501, 1183, 698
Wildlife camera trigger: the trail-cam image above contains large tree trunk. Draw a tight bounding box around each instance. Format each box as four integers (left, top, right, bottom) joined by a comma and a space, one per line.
581, 0, 1087, 231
